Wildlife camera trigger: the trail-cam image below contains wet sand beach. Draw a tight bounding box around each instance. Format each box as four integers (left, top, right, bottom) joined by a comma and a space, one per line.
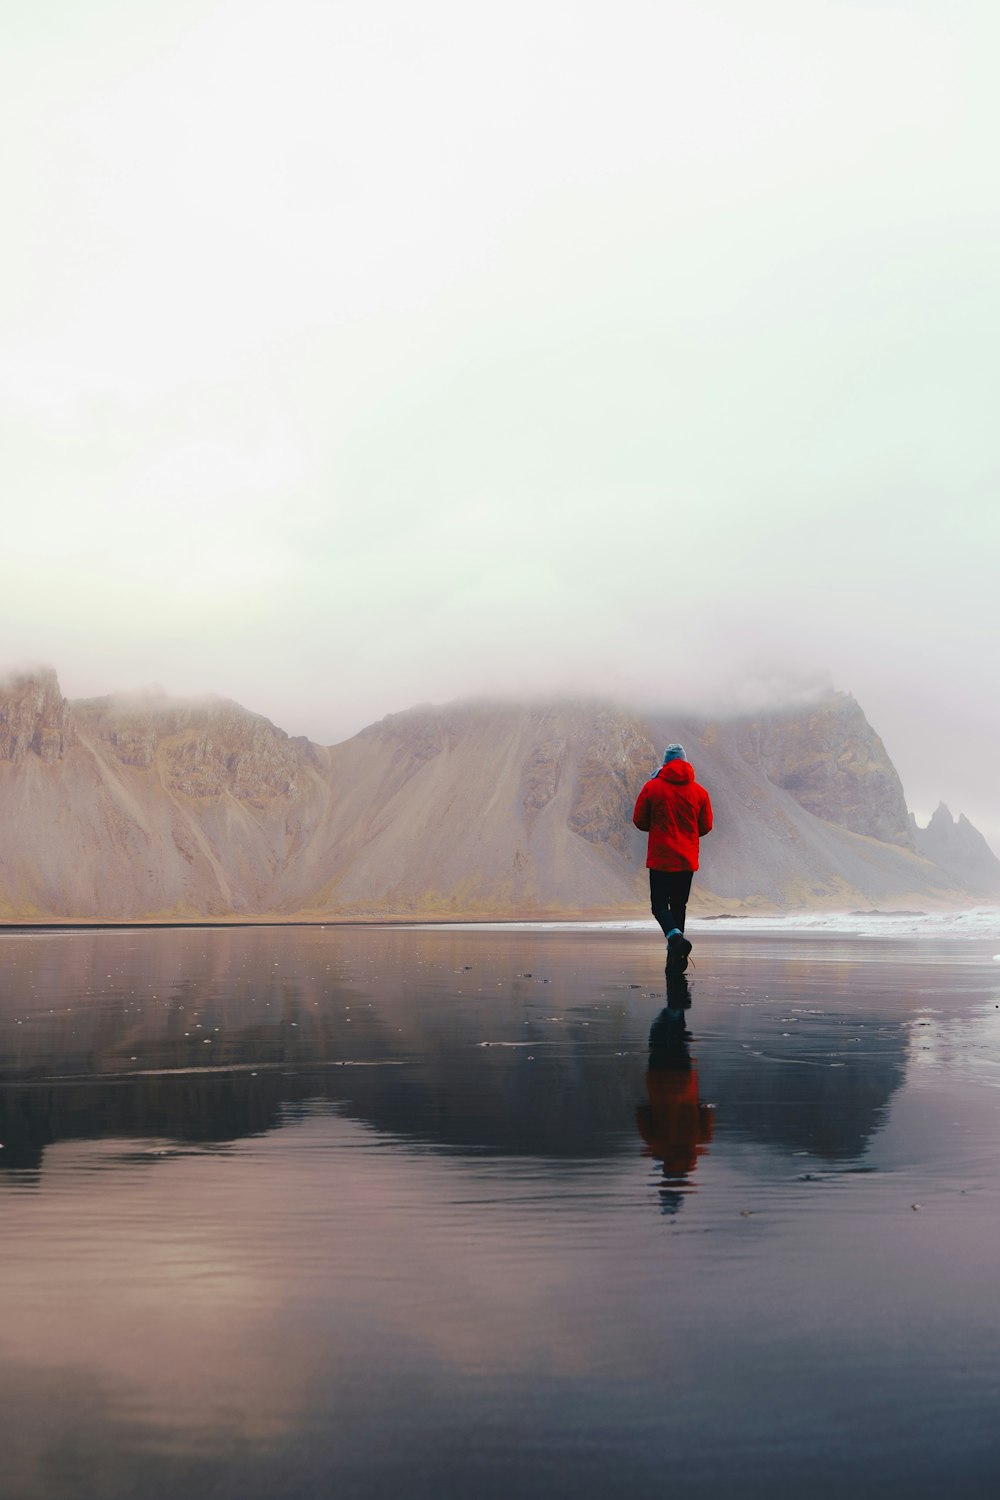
1, 920, 999, 1498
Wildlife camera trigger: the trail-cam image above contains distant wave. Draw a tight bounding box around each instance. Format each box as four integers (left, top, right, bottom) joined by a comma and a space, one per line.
410, 908, 1000, 939
688, 908, 1000, 938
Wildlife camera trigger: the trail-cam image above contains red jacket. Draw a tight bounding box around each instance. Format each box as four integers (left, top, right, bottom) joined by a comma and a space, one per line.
633, 761, 713, 872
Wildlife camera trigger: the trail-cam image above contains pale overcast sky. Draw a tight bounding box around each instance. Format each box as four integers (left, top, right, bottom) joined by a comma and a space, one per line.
2, 0, 999, 844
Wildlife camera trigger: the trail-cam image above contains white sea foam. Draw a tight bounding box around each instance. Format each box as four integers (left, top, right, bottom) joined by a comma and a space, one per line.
688, 908, 1000, 940
411, 909, 1000, 940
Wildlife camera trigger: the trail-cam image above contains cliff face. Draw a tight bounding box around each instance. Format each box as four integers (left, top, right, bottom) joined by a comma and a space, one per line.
73, 693, 316, 804
721, 694, 913, 848
0, 668, 72, 764
0, 668, 995, 919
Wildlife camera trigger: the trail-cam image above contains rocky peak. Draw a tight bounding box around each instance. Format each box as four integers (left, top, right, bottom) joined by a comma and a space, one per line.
912, 803, 1000, 894
0, 667, 71, 763
74, 692, 312, 805
725, 692, 914, 849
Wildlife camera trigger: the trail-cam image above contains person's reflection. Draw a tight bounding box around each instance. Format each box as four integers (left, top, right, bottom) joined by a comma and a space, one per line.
636, 974, 714, 1215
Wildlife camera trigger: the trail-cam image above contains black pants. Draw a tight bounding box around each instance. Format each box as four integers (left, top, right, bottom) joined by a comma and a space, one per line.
649, 869, 694, 939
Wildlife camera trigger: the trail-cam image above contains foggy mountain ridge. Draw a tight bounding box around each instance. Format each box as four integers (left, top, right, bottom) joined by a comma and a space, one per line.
0, 666, 997, 921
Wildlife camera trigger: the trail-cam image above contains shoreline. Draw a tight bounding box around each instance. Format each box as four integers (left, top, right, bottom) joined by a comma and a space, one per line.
1, 906, 997, 936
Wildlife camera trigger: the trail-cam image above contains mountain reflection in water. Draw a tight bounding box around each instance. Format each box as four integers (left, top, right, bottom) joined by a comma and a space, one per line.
2, 924, 1000, 1500
0, 927, 913, 1175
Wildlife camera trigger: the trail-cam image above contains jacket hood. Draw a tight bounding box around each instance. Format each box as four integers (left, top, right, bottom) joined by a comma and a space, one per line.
656, 759, 695, 785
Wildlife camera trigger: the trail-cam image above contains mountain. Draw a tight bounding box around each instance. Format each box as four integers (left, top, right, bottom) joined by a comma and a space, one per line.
0, 670, 333, 920
0, 667, 996, 920
911, 803, 1000, 898
314, 700, 654, 915
651, 696, 936, 910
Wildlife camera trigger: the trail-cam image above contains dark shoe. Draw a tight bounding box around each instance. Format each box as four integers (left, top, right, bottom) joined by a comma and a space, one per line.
667, 933, 692, 971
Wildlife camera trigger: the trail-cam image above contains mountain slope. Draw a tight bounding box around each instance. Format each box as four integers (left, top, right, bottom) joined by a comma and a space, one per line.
304, 701, 655, 916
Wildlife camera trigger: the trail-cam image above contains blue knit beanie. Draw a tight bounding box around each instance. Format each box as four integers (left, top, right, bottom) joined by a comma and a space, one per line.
662, 744, 686, 764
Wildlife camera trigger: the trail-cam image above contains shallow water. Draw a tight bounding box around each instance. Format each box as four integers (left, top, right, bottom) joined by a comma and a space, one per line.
2, 924, 999, 1499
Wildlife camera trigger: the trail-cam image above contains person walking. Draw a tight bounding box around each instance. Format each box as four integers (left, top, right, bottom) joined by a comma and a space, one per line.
633, 743, 713, 970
